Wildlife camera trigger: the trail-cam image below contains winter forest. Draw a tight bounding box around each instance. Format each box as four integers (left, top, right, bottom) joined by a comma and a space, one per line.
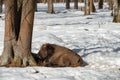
0, 0, 120, 80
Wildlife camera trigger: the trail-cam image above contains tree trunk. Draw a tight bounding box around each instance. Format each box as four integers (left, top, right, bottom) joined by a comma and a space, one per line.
79, 0, 84, 2
66, 0, 70, 9
0, 0, 37, 67
84, 0, 90, 15
35, 0, 38, 11
0, 0, 15, 66
90, 0, 96, 12
113, 0, 120, 22
108, 0, 113, 10
98, 0, 103, 9
104, 0, 108, 2
47, 0, 54, 13
14, 0, 36, 66
74, 0, 78, 9
0, 0, 2, 13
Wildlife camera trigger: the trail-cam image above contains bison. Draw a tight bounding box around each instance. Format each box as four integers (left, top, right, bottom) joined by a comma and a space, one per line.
38, 43, 83, 67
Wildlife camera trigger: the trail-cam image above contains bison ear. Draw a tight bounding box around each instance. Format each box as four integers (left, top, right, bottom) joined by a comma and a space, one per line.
46, 44, 54, 56
43, 44, 47, 48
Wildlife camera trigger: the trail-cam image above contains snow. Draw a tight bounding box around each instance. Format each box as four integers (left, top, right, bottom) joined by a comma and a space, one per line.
0, 3, 120, 80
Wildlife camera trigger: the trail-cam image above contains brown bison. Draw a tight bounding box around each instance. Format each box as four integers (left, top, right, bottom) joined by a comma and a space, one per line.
38, 43, 83, 67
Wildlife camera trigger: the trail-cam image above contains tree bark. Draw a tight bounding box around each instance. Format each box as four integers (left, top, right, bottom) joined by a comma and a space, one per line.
84, 0, 90, 15
35, 1, 37, 11
113, 0, 120, 22
108, 0, 113, 10
74, 0, 78, 9
0, 0, 15, 66
47, 0, 54, 13
79, 0, 84, 2
90, 0, 96, 12
0, 0, 37, 67
66, 0, 70, 9
98, 0, 103, 9
14, 0, 36, 66
0, 0, 2, 13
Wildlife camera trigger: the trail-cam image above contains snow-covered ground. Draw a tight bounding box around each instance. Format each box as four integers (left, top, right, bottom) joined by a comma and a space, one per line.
0, 3, 120, 80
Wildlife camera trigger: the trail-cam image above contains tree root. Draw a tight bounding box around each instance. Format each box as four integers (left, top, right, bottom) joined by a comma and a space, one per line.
0, 53, 38, 67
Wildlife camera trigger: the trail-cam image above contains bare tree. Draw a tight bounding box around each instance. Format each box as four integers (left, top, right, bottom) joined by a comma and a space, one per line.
35, 0, 38, 11
90, 0, 96, 12
66, 0, 70, 9
113, 0, 120, 22
98, 0, 103, 9
74, 0, 78, 9
0, 0, 37, 67
79, 0, 84, 2
108, 0, 113, 10
47, 0, 54, 13
0, 0, 2, 13
84, 0, 90, 15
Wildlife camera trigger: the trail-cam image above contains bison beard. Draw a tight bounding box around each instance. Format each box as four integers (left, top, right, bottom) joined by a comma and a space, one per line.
38, 43, 83, 67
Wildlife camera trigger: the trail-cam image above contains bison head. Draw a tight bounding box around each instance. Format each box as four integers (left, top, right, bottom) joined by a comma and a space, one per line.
38, 44, 54, 60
